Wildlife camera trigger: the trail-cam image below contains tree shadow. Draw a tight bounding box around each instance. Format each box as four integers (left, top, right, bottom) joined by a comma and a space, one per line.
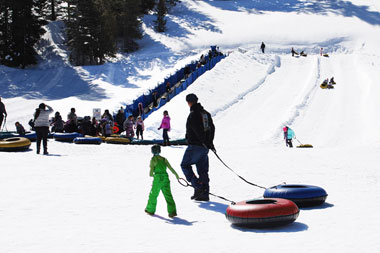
0, 65, 108, 100
142, 4, 222, 40
203, 0, 380, 26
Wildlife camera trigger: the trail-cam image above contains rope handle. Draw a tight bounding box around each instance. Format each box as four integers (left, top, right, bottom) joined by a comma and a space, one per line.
177, 178, 190, 187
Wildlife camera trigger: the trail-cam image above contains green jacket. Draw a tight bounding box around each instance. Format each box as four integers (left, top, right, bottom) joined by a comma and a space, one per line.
150, 155, 179, 179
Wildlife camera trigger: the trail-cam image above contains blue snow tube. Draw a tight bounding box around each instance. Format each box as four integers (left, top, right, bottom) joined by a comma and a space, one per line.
54, 132, 83, 142
24, 132, 37, 142
73, 137, 102, 145
263, 184, 327, 207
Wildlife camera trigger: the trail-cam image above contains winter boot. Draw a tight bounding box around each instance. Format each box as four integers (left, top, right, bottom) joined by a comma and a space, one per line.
190, 188, 202, 200
168, 212, 177, 218
194, 187, 209, 201
194, 195, 209, 201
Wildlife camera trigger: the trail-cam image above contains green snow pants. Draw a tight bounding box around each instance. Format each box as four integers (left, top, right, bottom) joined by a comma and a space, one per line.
145, 174, 176, 215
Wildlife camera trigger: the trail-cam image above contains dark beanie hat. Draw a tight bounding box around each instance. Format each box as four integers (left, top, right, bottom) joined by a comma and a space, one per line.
186, 93, 198, 103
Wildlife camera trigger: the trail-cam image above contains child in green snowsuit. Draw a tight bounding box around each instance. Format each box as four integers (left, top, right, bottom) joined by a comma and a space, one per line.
145, 145, 179, 217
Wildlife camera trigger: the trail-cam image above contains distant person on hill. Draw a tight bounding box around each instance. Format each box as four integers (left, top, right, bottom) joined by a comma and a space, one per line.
166, 82, 171, 93
0, 97, 7, 129
34, 103, 54, 154
158, 110, 171, 146
260, 42, 266, 53
329, 77, 336, 85
115, 109, 125, 134
165, 82, 172, 102
184, 66, 191, 78
124, 115, 135, 138
152, 91, 159, 108
90, 117, 99, 136
145, 144, 179, 218
79, 116, 92, 136
284, 126, 295, 148
199, 54, 206, 65
291, 47, 298, 57
102, 109, 114, 122
15, 122, 26, 135
135, 116, 144, 140
283, 126, 288, 147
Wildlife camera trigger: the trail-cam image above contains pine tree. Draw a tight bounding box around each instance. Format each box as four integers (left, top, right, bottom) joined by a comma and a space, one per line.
0, 0, 11, 65
166, 0, 180, 7
45, 0, 64, 21
51, 0, 57, 21
155, 0, 167, 33
140, 0, 155, 14
0, 0, 47, 68
35, 0, 49, 20
118, 0, 142, 52
66, 0, 116, 65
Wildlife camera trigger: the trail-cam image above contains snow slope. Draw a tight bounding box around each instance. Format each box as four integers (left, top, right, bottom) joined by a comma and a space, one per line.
1, 1, 380, 252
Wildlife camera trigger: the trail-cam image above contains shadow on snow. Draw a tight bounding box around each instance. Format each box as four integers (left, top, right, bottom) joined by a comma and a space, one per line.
152, 214, 197, 226
231, 221, 309, 233
203, 0, 380, 26
0, 65, 108, 101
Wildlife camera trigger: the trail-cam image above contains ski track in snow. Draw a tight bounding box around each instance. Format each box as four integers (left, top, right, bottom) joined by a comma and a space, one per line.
272, 57, 322, 142
210, 54, 281, 118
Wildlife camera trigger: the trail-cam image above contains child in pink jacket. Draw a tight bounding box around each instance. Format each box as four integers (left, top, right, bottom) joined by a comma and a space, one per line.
158, 110, 171, 145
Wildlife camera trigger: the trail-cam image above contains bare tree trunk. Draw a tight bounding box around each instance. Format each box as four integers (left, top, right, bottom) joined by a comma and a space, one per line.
51, 0, 56, 21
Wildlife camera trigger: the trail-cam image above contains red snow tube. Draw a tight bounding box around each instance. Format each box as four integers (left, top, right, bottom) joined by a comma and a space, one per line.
225, 198, 299, 228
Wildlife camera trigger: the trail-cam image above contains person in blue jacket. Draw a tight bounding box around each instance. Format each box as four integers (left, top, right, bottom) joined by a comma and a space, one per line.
284, 126, 295, 148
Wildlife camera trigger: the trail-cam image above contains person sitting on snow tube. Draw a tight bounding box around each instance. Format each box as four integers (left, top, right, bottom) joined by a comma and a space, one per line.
15, 122, 26, 136
321, 78, 329, 88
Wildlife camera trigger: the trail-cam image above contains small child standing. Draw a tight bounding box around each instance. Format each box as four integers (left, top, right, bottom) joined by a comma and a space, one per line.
158, 110, 171, 145
135, 116, 144, 140
145, 145, 179, 218
123, 115, 135, 138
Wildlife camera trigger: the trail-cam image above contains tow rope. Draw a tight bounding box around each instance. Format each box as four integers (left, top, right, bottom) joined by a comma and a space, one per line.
211, 149, 267, 189
178, 178, 236, 205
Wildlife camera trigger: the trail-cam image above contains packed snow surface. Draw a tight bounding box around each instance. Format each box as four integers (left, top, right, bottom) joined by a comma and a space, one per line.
1, 1, 380, 252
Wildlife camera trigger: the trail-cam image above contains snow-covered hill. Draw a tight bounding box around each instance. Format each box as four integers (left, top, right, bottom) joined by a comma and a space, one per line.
1, 1, 380, 252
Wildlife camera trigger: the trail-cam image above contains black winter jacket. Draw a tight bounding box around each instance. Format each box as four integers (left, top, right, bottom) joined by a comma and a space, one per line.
0, 102, 6, 115
185, 103, 215, 149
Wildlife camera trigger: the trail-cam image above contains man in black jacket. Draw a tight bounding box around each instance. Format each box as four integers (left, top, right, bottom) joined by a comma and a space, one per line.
0, 97, 7, 129
181, 93, 215, 201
